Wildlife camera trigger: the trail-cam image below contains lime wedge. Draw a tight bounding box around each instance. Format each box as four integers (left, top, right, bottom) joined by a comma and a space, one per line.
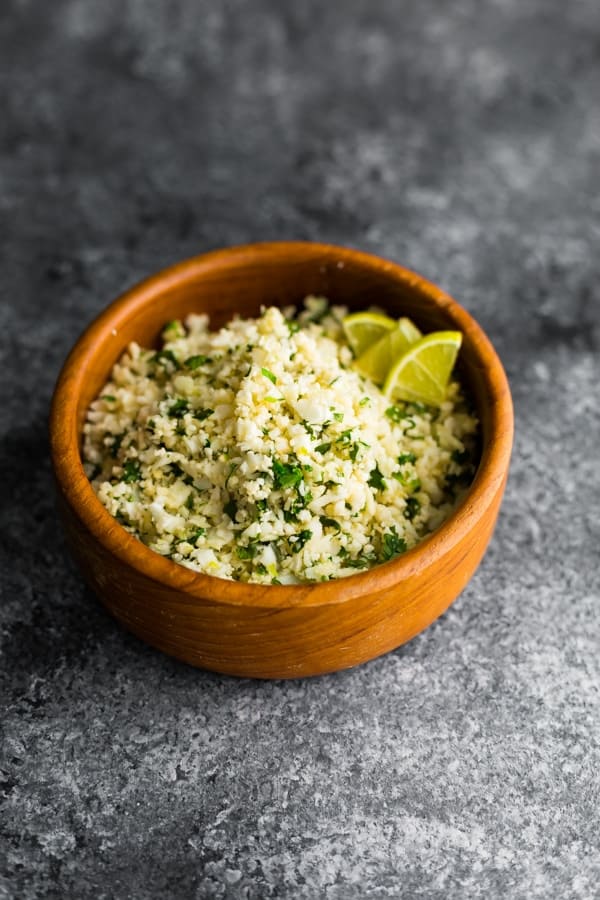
342, 312, 396, 356
354, 318, 422, 385
383, 331, 463, 405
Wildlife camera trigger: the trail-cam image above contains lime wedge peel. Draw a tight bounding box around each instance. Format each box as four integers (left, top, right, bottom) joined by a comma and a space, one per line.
382, 331, 463, 406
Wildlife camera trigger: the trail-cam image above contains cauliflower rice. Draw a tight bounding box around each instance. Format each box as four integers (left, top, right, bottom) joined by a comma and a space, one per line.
83, 299, 478, 584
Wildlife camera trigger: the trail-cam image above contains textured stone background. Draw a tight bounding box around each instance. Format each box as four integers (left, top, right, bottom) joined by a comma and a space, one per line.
1, 0, 599, 897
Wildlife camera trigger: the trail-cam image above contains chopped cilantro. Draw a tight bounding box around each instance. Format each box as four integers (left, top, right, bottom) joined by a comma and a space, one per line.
152, 349, 179, 369
122, 460, 142, 483
320, 516, 341, 533
272, 459, 303, 490
316, 442, 331, 454
261, 367, 277, 384
393, 470, 421, 493
237, 542, 259, 560
359, 396, 370, 407
185, 354, 212, 369
101, 395, 116, 402
336, 429, 353, 447
404, 497, 421, 520
183, 528, 205, 545
163, 320, 185, 338
333, 411, 344, 422
286, 319, 300, 334
397, 452, 417, 465
403, 417, 423, 439
289, 529, 313, 553
368, 464, 386, 491
284, 487, 313, 522
168, 398, 189, 418
385, 405, 406, 423
255, 563, 268, 575
194, 408, 214, 421
381, 527, 407, 560
346, 552, 378, 569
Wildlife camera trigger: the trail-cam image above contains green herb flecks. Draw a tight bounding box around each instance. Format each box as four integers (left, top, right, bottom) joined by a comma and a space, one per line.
185, 354, 212, 369
289, 530, 313, 553
392, 470, 421, 492
368, 464, 386, 491
402, 417, 424, 440
237, 542, 259, 560
349, 441, 368, 462
346, 552, 378, 569
320, 516, 341, 533
194, 408, 214, 421
381, 527, 407, 561
152, 349, 179, 370
181, 528, 205, 545
385, 405, 406, 423
122, 460, 142, 483
255, 498, 268, 518
168, 398, 189, 418
272, 459, 303, 491
163, 320, 185, 339
261, 367, 277, 385
336, 429, 353, 448
397, 452, 417, 465
403, 497, 421, 521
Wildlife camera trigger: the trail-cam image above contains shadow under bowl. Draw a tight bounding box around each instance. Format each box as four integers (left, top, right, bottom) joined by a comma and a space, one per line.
49, 242, 513, 678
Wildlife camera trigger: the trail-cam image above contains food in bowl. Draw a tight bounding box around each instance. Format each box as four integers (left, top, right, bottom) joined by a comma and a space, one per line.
83, 298, 478, 584
51, 242, 513, 678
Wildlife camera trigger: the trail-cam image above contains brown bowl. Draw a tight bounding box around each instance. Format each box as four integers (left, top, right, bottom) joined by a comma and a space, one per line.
49, 242, 513, 678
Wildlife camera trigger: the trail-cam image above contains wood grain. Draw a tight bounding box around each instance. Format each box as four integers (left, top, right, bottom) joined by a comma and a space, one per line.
49, 242, 513, 678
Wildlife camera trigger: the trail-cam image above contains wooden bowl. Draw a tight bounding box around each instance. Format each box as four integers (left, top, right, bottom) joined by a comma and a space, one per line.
49, 242, 513, 678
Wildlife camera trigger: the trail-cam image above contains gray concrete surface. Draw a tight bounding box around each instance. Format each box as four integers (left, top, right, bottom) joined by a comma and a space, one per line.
1, 0, 599, 897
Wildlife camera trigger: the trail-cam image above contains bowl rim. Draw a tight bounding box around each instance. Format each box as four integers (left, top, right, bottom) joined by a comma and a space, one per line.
49, 241, 513, 609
